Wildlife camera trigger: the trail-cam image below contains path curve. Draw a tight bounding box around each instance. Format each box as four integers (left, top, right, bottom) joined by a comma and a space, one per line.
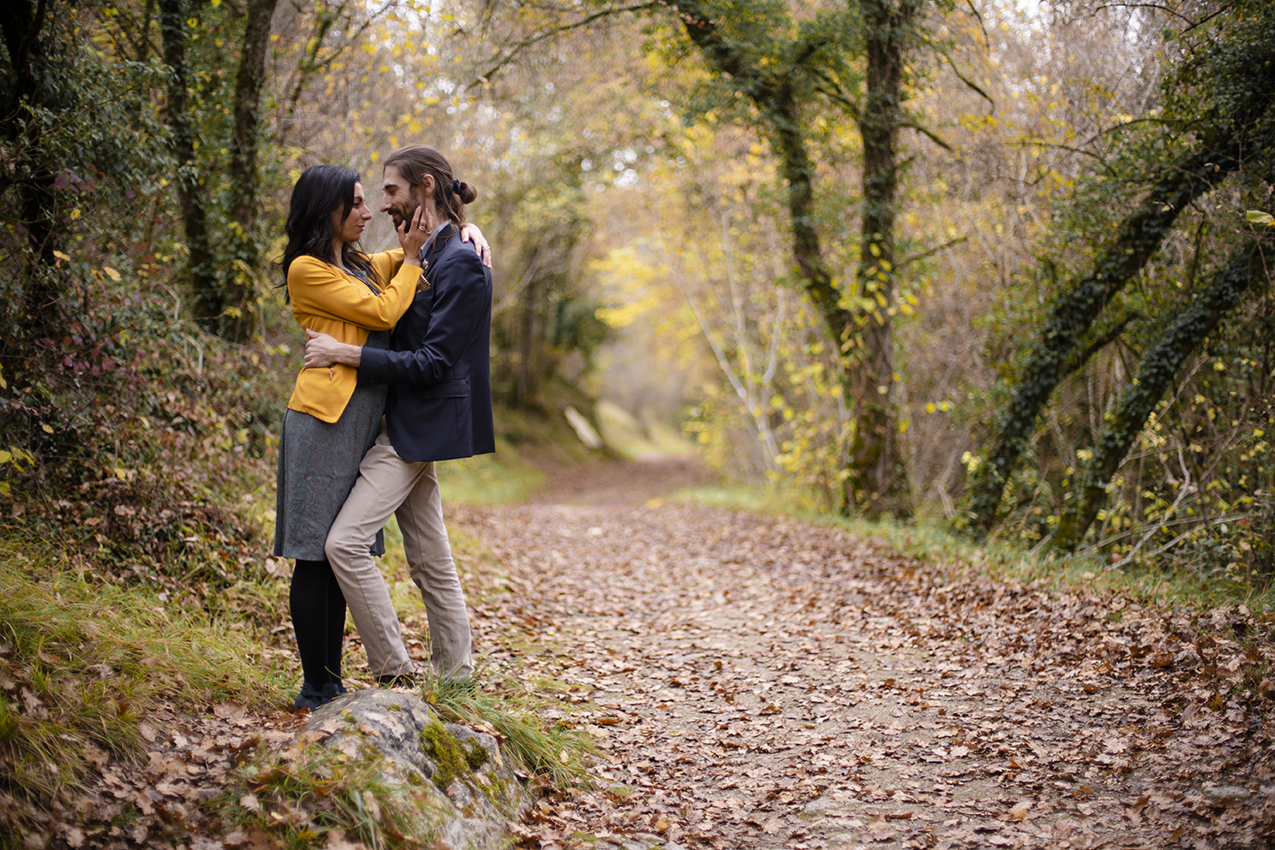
448, 460, 1274, 849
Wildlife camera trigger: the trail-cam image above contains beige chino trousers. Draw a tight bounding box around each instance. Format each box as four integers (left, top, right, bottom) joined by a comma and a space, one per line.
324, 421, 473, 680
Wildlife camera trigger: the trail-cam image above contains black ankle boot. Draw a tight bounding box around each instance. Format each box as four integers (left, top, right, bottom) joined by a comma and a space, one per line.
293, 682, 326, 711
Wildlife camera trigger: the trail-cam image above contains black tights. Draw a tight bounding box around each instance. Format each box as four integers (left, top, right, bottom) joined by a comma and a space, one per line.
290, 558, 346, 689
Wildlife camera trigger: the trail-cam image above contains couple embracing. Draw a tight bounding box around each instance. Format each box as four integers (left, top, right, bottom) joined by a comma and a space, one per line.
274, 145, 494, 711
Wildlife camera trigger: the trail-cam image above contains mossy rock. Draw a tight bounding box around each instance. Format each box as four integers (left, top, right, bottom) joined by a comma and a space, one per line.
419, 718, 489, 791
299, 689, 528, 850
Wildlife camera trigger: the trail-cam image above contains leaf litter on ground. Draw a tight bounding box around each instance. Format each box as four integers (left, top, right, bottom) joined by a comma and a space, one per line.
9, 459, 1273, 849
452, 463, 1275, 850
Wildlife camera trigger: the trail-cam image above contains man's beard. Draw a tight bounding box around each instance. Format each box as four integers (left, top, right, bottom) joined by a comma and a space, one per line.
390, 201, 421, 232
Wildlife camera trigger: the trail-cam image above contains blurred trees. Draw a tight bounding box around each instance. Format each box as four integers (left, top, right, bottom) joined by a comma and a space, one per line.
462, 0, 940, 517
578, 0, 1275, 581
658, 0, 930, 519
469, 30, 632, 415
2, 0, 1272, 587
591, 121, 852, 503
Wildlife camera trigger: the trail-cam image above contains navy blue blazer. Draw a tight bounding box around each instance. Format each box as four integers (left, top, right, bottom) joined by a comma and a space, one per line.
358, 222, 495, 463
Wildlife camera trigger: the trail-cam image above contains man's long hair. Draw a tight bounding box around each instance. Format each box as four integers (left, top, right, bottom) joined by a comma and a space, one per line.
383, 145, 477, 228
282, 165, 374, 281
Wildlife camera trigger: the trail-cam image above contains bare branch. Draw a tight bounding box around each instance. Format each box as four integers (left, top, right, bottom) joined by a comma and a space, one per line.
809, 68, 862, 123
1119, 446, 1192, 560
936, 45, 994, 114
1007, 139, 1105, 162
1058, 310, 1143, 379
963, 0, 990, 50
468, 2, 661, 87
1094, 0, 1240, 33
308, 0, 395, 71
1094, 3, 1195, 26
1079, 115, 1173, 151
285, 0, 396, 121
901, 119, 951, 151
897, 235, 967, 270
1182, 0, 1242, 33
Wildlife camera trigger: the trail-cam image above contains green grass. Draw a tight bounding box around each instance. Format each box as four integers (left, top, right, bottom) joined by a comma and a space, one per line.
434, 436, 547, 504
594, 400, 697, 460
676, 482, 1275, 616
0, 539, 291, 808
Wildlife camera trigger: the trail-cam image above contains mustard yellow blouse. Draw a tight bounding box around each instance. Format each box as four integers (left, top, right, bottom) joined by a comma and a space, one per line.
285, 249, 417, 423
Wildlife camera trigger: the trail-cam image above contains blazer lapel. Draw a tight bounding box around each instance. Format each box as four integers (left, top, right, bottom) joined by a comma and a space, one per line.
421, 222, 453, 275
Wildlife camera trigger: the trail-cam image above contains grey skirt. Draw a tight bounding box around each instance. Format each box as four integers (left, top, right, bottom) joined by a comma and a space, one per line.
273, 332, 390, 561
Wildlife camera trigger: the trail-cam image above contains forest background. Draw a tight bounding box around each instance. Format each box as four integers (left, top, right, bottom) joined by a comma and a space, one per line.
1, 0, 1274, 625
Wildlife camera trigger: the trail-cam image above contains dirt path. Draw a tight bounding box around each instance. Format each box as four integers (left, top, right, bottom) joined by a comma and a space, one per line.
449, 459, 1275, 850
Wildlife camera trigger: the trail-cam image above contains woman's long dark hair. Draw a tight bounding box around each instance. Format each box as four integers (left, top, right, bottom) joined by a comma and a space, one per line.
281, 165, 374, 283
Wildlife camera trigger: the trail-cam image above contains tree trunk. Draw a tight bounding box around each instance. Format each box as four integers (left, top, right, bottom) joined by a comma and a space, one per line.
765, 83, 860, 411
846, 0, 918, 518
221, 0, 281, 341
517, 276, 537, 409
1051, 244, 1267, 551
158, 0, 219, 328
674, 0, 920, 516
0, 0, 63, 333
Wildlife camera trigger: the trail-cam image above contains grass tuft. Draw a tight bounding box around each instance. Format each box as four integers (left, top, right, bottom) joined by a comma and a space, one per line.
417, 666, 596, 790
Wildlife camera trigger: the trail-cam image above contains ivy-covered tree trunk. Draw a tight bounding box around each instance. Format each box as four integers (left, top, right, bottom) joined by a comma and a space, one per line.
965, 138, 1258, 534
846, 0, 918, 517
158, 0, 220, 329
1051, 243, 1268, 551
221, 0, 281, 341
964, 12, 1275, 536
764, 79, 855, 407
769, 88, 841, 328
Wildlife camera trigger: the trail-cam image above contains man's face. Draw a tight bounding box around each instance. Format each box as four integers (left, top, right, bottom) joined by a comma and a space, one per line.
380, 164, 419, 231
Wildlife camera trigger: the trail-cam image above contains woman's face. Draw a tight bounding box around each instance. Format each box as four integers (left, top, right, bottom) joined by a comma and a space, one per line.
332, 182, 373, 245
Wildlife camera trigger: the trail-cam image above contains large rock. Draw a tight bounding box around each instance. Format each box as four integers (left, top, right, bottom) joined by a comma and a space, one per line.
299, 689, 527, 849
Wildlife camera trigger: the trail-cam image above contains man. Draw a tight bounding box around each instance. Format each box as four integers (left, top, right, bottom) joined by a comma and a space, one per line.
304, 144, 494, 683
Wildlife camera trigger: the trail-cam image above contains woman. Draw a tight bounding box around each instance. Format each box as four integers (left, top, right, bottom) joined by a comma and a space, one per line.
275, 164, 485, 710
